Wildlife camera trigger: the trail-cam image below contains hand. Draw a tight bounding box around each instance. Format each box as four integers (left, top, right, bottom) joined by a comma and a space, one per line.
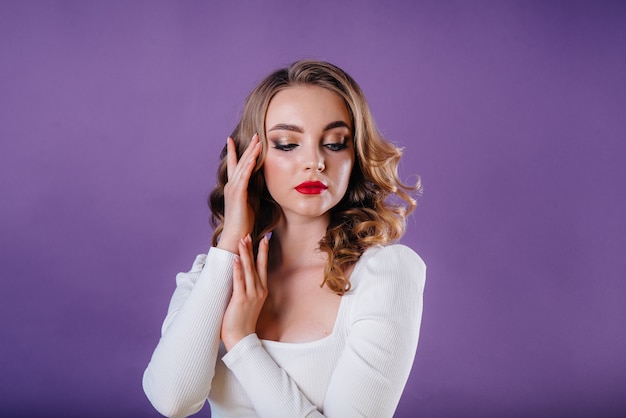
217, 134, 262, 254
221, 234, 269, 351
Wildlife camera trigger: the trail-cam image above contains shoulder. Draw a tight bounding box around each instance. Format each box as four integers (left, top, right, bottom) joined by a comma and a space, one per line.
360, 244, 425, 266
356, 244, 425, 285
174, 247, 234, 286
349, 244, 426, 300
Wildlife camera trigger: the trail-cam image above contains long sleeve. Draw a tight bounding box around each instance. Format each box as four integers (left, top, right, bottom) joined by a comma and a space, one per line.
323, 245, 425, 416
222, 244, 426, 417
142, 247, 236, 418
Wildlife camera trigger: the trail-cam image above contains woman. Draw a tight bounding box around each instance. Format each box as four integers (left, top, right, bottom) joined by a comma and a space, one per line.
143, 60, 426, 417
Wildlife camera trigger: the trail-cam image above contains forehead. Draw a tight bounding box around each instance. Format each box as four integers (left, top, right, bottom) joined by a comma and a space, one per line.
265, 85, 351, 127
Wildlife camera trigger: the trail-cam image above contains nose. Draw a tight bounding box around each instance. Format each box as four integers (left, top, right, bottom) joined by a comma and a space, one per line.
303, 144, 325, 172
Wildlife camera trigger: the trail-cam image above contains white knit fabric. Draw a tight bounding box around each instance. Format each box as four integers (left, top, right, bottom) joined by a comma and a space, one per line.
143, 244, 426, 418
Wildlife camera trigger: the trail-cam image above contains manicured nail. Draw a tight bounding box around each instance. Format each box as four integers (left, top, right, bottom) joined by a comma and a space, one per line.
264, 231, 272, 241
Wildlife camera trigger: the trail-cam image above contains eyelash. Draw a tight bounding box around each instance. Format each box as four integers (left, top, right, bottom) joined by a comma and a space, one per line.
273, 143, 298, 151
324, 142, 347, 152
272, 141, 348, 152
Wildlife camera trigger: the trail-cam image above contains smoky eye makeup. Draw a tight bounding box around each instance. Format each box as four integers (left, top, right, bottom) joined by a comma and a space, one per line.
268, 130, 351, 152
324, 142, 348, 151
269, 138, 299, 151
273, 143, 299, 151
322, 134, 350, 151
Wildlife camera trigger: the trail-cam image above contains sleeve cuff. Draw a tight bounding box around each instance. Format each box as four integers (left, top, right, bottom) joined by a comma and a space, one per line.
222, 333, 262, 368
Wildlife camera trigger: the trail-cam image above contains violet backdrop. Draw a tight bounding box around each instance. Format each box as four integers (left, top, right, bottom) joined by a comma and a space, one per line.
1, 1, 625, 417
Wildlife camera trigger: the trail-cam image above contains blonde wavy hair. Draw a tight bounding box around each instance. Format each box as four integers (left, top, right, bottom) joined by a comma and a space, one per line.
209, 60, 420, 295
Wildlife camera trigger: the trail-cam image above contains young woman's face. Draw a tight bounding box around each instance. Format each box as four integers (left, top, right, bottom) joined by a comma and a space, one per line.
263, 85, 355, 223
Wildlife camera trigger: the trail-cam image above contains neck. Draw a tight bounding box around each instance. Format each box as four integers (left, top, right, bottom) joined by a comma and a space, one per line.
269, 214, 329, 271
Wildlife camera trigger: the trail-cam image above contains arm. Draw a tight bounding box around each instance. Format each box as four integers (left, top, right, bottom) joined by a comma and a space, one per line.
223, 245, 426, 417
142, 247, 235, 418
143, 134, 262, 418
323, 245, 426, 416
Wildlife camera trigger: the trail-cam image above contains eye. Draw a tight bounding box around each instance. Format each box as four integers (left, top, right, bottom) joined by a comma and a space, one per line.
323, 141, 348, 152
273, 143, 299, 152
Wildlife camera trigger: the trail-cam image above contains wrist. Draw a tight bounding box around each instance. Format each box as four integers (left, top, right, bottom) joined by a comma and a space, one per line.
216, 239, 240, 255
223, 332, 250, 352
217, 232, 246, 254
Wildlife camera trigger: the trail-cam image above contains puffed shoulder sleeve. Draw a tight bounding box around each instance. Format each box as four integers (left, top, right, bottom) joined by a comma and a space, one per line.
323, 244, 426, 417
159, 253, 207, 336
143, 247, 236, 418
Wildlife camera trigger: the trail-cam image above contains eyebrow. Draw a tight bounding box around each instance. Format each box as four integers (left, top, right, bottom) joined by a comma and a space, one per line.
323, 121, 351, 131
268, 123, 304, 133
267, 120, 351, 133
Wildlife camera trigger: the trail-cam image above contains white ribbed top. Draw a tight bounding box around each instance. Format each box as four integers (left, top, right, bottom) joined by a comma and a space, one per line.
143, 244, 426, 418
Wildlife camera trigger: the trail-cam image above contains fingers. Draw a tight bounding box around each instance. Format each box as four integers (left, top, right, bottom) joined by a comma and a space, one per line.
222, 135, 262, 255
256, 235, 269, 290
222, 233, 268, 352
235, 234, 269, 294
226, 134, 261, 183
237, 235, 260, 296
226, 137, 237, 181
220, 134, 262, 251
232, 255, 244, 295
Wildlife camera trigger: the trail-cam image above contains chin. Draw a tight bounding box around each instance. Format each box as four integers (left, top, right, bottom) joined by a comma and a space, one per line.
285, 205, 333, 220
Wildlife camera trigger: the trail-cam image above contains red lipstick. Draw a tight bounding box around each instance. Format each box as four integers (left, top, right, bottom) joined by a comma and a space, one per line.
295, 181, 327, 195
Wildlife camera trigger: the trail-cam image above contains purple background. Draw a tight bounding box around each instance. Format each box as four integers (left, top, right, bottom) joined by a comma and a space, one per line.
1, 1, 625, 417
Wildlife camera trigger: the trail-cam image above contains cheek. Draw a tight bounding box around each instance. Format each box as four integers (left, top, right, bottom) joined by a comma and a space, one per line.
263, 155, 279, 179
263, 156, 289, 194
335, 158, 355, 191
262, 163, 277, 194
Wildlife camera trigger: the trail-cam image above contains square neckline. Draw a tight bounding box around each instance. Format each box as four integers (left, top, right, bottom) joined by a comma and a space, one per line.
258, 245, 378, 348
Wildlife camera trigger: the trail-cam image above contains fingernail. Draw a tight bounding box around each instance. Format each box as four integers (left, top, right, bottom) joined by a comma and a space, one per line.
264, 231, 272, 241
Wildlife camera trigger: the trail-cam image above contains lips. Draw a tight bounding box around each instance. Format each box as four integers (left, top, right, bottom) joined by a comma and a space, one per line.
295, 181, 327, 195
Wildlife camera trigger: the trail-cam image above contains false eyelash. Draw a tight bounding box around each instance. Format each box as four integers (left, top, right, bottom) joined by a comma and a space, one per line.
324, 142, 347, 151
273, 143, 298, 151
